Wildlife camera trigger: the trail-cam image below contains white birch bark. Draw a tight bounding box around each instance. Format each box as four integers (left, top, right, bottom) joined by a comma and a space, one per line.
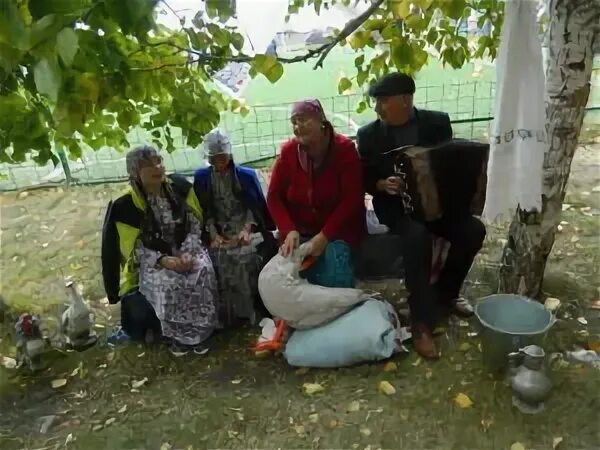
499, 0, 600, 296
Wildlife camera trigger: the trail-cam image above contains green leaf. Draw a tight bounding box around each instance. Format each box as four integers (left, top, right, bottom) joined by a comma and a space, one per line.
347, 31, 370, 50
354, 54, 365, 67
443, 0, 468, 21
34, 57, 62, 102
0, 0, 29, 49
28, 0, 91, 20
426, 29, 438, 45
357, 69, 369, 86
230, 99, 242, 112
31, 14, 64, 48
338, 77, 352, 94
252, 55, 284, 83
356, 100, 367, 114
56, 28, 79, 67
230, 32, 244, 51
239, 105, 250, 118
391, 0, 411, 19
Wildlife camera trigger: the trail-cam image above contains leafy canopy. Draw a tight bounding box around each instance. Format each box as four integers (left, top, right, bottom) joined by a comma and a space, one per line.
0, 0, 503, 165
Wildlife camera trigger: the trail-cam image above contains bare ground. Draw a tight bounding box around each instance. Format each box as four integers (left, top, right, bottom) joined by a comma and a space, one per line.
0, 145, 599, 450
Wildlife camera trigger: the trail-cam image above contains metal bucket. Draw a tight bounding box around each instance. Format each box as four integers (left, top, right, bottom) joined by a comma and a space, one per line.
474, 294, 555, 372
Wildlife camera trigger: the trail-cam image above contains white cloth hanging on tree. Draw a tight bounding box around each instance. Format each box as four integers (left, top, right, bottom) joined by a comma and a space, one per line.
482, 0, 547, 222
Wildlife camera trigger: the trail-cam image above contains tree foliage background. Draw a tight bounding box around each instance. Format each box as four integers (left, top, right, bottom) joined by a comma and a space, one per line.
0, 0, 504, 166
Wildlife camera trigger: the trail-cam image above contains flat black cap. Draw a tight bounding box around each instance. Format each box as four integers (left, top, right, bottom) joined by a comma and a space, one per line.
368, 72, 416, 97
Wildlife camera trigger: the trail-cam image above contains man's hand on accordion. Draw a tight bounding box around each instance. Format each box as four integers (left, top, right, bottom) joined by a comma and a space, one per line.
376, 176, 405, 196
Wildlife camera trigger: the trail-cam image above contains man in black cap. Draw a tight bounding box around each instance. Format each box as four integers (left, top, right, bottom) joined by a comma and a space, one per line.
356, 72, 486, 360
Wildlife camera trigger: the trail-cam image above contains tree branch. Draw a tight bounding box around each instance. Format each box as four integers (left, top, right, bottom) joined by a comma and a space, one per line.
134, 0, 383, 69
313, 0, 385, 69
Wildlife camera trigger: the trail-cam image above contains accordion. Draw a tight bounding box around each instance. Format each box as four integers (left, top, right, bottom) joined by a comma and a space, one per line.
391, 139, 489, 223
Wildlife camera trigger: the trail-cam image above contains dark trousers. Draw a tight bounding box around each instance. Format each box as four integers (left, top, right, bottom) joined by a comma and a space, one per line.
389, 214, 486, 328
120, 291, 162, 342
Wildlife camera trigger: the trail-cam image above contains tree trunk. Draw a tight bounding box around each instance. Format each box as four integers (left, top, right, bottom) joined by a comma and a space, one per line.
498, 0, 600, 297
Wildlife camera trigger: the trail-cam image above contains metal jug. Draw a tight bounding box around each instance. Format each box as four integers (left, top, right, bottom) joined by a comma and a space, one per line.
508, 345, 552, 414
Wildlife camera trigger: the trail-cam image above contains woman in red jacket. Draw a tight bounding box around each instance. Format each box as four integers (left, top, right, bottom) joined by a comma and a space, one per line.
267, 99, 366, 266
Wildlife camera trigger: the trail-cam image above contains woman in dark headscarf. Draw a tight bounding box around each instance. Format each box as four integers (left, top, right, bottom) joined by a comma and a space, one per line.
101, 146, 219, 352
267, 99, 366, 287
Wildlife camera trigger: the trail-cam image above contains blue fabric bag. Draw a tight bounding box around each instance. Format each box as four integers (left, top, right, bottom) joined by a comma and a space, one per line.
301, 240, 354, 288
284, 299, 401, 368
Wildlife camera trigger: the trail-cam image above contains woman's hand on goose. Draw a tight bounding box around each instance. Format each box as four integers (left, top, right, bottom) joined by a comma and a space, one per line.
307, 232, 328, 258
281, 230, 300, 257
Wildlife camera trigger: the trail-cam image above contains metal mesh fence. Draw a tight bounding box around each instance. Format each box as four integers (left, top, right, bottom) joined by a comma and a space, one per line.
0, 78, 597, 191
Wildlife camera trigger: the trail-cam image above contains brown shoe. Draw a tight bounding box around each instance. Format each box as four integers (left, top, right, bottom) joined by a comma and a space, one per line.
411, 323, 440, 360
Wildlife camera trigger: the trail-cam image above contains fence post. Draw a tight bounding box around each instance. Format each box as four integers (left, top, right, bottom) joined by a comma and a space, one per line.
57, 148, 73, 186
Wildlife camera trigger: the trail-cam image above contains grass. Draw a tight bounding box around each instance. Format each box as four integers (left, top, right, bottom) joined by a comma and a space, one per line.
0, 143, 599, 449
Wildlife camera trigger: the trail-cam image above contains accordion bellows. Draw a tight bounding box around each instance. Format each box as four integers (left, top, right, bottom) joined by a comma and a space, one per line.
400, 139, 490, 222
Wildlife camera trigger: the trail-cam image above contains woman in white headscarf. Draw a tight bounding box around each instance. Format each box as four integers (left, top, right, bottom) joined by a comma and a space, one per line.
102, 146, 220, 353
194, 129, 277, 325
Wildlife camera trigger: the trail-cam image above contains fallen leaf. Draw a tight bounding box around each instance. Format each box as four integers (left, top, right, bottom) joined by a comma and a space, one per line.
294, 424, 306, 436
560, 221, 569, 225
308, 413, 319, 423
425, 369, 433, 380
51, 378, 68, 389
254, 349, 271, 358
592, 185, 600, 193
383, 361, 397, 372
131, 377, 148, 389
65, 433, 74, 445
70, 366, 80, 377
42, 242, 49, 248
327, 419, 339, 429
544, 297, 561, 311
459, 342, 471, 352
562, 204, 571, 211
510, 443, 526, 450
92, 424, 103, 431
105, 418, 116, 426
570, 236, 580, 243
378, 380, 396, 395
118, 405, 127, 414
454, 392, 473, 408
412, 357, 422, 367
77, 240, 86, 249
160, 443, 172, 450
236, 412, 244, 421
347, 400, 361, 412
360, 426, 372, 437
577, 317, 588, 325
553, 437, 563, 449
137, 352, 145, 358
557, 225, 563, 232
231, 379, 242, 385
295, 367, 310, 375
98, 364, 107, 369
303, 383, 325, 395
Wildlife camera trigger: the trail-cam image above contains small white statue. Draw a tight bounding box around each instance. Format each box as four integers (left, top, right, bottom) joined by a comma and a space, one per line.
61, 281, 96, 350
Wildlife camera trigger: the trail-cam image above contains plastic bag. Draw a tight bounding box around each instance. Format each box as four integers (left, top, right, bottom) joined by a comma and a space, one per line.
284, 299, 410, 368
258, 243, 371, 329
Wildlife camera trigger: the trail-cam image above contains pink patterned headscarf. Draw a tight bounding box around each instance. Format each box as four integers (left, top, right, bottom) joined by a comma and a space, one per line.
291, 99, 327, 122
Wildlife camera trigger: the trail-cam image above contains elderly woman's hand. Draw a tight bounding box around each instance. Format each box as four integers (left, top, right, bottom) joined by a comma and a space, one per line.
281, 230, 300, 257
307, 232, 328, 258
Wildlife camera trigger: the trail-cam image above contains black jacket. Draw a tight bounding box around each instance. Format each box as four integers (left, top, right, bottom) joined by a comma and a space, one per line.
356, 108, 452, 227
101, 174, 200, 304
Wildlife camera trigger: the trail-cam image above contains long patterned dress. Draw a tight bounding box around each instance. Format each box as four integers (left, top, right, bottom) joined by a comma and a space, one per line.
137, 195, 219, 346
207, 170, 262, 325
